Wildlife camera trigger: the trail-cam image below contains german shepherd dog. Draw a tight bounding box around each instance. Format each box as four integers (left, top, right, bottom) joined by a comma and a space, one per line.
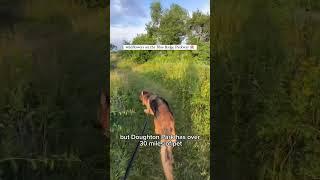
139, 90, 176, 180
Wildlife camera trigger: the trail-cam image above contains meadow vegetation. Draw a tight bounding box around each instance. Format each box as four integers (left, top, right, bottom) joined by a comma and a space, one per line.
110, 2, 210, 179
213, 0, 320, 179
110, 52, 210, 179
0, 0, 108, 179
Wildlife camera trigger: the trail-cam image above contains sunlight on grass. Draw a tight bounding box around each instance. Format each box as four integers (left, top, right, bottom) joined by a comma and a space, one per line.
110, 53, 210, 180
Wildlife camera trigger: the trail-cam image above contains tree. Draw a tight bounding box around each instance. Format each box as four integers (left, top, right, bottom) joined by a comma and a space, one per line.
158, 4, 189, 44
110, 43, 117, 51
187, 10, 210, 43
150, 1, 162, 26
146, 1, 162, 42
131, 34, 156, 63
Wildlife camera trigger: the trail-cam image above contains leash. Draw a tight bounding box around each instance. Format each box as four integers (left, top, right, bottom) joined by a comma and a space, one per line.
122, 117, 148, 180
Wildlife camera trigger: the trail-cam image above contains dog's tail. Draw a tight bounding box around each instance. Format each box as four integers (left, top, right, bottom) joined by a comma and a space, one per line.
161, 145, 174, 180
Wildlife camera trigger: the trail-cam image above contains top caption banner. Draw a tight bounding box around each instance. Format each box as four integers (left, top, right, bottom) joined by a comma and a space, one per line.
123, 45, 197, 50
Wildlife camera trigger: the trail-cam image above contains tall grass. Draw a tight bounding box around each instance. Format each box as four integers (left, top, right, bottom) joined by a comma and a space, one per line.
0, 1, 107, 179
110, 52, 210, 179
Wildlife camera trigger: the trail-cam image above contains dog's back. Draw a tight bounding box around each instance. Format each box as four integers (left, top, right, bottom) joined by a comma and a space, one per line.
140, 90, 176, 180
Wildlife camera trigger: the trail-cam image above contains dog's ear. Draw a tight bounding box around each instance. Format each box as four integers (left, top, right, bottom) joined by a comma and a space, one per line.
141, 90, 149, 96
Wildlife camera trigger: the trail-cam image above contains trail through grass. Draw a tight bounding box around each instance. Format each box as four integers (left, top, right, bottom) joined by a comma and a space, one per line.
110, 53, 210, 180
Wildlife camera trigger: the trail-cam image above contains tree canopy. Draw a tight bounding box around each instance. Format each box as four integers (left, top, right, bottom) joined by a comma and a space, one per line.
121, 2, 210, 63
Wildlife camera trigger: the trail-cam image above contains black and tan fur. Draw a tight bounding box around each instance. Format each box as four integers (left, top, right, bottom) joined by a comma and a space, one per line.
140, 90, 176, 180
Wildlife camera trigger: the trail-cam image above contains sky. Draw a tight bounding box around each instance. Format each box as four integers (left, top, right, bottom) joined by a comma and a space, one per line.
110, 0, 210, 49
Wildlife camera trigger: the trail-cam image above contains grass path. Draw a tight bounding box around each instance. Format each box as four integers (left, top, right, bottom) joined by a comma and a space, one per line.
110, 53, 210, 180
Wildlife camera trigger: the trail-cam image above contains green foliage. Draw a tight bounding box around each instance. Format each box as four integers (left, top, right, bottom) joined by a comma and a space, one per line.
214, 0, 320, 179
123, 2, 210, 64
74, 0, 107, 8
110, 53, 210, 179
131, 34, 156, 63
146, 1, 162, 37
0, 0, 107, 179
119, 40, 133, 59
191, 40, 210, 63
158, 4, 189, 44
150, 1, 162, 26
187, 10, 210, 42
